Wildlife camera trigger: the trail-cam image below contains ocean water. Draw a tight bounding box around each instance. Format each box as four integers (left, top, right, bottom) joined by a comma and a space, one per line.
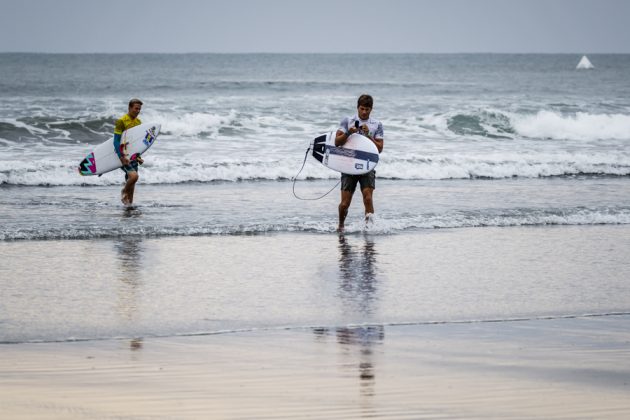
1, 53, 629, 238
2, 53, 630, 343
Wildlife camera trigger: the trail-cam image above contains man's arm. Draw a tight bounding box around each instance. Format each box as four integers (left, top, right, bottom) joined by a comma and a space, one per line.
372, 122, 384, 153
335, 129, 356, 146
372, 136, 384, 153
113, 119, 129, 165
335, 118, 358, 146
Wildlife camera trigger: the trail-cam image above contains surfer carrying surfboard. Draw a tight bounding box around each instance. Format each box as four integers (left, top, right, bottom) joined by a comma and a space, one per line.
335, 94, 384, 232
114, 99, 144, 205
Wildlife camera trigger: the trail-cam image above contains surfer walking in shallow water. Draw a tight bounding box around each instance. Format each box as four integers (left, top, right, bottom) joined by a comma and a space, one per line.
335, 94, 384, 232
115, 99, 144, 205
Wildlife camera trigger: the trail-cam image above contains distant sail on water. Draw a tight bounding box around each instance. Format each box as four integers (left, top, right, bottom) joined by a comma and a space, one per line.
576, 55, 594, 69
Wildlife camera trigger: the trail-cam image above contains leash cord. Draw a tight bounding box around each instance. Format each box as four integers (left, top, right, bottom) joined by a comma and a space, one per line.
291, 146, 340, 201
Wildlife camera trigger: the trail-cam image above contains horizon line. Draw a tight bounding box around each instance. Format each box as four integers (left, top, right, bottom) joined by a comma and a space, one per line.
1, 51, 627, 55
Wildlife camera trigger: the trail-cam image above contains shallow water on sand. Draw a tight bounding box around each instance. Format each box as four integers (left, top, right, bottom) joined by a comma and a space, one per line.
2, 225, 630, 344
2, 176, 630, 240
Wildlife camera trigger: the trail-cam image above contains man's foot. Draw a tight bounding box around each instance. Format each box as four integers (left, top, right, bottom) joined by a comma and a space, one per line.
365, 213, 375, 228
337, 224, 344, 233
121, 188, 130, 205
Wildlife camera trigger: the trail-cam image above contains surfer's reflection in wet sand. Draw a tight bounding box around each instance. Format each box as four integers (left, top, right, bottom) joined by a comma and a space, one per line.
337, 233, 379, 315
314, 233, 384, 398
114, 231, 144, 352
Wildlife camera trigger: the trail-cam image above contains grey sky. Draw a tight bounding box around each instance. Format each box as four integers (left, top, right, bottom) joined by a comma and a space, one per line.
2, 0, 629, 53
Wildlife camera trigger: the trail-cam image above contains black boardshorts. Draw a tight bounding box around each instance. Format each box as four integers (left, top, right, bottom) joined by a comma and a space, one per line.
340, 170, 376, 193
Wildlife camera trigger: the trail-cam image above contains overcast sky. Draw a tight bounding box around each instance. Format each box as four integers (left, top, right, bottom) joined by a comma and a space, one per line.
1, 0, 629, 53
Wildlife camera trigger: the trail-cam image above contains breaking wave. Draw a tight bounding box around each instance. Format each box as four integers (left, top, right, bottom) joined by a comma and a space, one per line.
437, 109, 630, 141
1, 153, 629, 186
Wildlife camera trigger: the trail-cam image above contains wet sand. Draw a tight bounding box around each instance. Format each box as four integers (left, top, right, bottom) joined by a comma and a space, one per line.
3, 225, 630, 343
2, 226, 630, 418
2, 316, 630, 419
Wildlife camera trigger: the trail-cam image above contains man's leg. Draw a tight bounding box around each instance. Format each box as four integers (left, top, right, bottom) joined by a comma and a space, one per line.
338, 174, 360, 231
361, 187, 374, 216
338, 189, 354, 232
360, 170, 376, 220
122, 171, 138, 205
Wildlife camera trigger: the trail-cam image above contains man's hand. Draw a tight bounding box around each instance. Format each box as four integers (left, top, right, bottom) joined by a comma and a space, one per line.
136, 156, 144, 165
373, 137, 384, 153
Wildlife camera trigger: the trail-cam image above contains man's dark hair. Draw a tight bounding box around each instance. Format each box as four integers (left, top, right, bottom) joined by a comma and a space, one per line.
129, 98, 143, 108
357, 94, 373, 108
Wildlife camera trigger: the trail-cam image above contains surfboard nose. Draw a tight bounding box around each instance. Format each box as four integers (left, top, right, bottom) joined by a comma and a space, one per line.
78, 158, 89, 175
78, 153, 97, 175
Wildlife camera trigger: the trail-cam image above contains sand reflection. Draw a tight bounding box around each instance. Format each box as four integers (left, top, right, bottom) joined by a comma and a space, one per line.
313, 234, 385, 399
337, 233, 379, 316
113, 234, 145, 351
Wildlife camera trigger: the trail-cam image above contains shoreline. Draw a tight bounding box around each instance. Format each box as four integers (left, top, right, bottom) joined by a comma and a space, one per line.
3, 310, 630, 346
2, 316, 630, 419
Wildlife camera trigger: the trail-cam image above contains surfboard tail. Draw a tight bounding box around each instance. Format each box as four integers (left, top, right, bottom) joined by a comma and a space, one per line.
312, 133, 327, 164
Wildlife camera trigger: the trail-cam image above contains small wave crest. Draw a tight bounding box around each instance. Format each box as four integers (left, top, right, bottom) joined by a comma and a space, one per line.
0, 110, 315, 144
0, 116, 114, 144
149, 109, 239, 138
512, 110, 630, 140
437, 109, 630, 141
446, 110, 515, 138
3, 107, 629, 146
2, 207, 629, 241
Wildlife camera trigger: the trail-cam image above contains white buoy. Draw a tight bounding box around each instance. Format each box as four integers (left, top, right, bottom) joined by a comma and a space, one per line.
576, 55, 594, 69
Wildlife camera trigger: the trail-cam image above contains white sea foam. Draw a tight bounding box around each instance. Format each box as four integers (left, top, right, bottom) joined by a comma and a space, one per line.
148, 110, 239, 137
423, 109, 630, 142
2, 149, 629, 186
511, 111, 630, 141
2, 207, 629, 241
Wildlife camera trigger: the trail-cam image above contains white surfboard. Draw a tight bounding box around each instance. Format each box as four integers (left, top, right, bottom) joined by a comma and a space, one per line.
311, 131, 379, 175
78, 123, 161, 176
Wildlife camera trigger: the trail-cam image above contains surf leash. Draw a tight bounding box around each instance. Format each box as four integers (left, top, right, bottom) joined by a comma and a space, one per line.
292, 145, 340, 201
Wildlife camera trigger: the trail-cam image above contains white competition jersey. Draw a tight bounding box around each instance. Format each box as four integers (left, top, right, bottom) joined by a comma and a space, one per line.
339, 115, 384, 140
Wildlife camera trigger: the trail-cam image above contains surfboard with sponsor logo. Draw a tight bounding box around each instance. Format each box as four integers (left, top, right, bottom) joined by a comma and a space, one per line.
311, 131, 379, 175
78, 123, 160, 176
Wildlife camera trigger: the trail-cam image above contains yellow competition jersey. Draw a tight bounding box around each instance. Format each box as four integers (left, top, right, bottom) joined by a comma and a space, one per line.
114, 114, 142, 135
